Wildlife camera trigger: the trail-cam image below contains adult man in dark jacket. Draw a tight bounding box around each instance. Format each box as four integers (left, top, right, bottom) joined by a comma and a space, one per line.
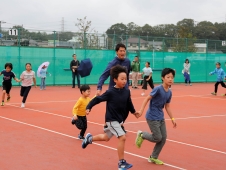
96, 43, 131, 96
70, 54, 80, 88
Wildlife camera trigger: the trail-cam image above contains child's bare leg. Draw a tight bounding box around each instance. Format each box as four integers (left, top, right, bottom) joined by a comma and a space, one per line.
117, 135, 126, 160
2, 90, 6, 101
93, 134, 109, 142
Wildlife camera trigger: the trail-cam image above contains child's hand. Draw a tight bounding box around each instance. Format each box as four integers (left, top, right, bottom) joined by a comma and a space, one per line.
73, 115, 78, 120
135, 111, 142, 118
86, 109, 90, 115
172, 119, 177, 128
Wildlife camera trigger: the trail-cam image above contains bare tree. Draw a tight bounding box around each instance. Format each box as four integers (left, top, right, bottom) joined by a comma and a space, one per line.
75, 16, 99, 48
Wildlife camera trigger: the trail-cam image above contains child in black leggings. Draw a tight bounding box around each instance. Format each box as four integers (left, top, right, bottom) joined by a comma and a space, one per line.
141, 62, 154, 96
209, 62, 226, 95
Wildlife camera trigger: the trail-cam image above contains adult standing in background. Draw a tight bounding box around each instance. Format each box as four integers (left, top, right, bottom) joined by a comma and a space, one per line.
131, 56, 140, 89
96, 43, 131, 96
183, 59, 192, 86
70, 54, 80, 88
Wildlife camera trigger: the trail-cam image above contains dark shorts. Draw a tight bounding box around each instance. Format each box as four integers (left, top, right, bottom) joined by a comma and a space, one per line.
2, 82, 12, 94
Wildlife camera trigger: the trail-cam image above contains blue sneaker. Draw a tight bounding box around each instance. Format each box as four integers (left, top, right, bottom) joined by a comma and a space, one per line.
118, 160, 133, 169
82, 133, 92, 149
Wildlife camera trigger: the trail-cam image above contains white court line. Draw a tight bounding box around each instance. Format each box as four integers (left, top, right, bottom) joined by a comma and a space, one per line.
124, 114, 226, 124
9, 100, 77, 104
189, 95, 226, 101
7, 95, 193, 105
0, 116, 185, 170
5, 104, 226, 156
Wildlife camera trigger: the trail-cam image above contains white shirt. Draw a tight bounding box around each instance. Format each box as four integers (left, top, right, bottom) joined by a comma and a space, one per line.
142, 67, 153, 76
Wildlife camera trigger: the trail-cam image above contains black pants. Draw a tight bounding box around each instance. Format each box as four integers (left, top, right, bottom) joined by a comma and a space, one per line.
214, 81, 226, 93
142, 76, 154, 90
2, 82, 12, 94
74, 116, 87, 137
185, 80, 191, 84
20, 86, 31, 103
72, 72, 80, 88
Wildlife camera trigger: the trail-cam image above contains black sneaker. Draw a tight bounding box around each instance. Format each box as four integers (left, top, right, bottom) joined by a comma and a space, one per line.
7, 97, 10, 102
82, 133, 92, 149
134, 87, 139, 89
118, 160, 133, 169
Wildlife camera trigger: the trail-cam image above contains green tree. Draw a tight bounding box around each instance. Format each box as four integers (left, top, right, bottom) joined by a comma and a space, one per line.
194, 21, 218, 40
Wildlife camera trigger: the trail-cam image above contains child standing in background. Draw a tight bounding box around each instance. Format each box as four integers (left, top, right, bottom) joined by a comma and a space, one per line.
40, 65, 47, 90
183, 59, 192, 86
71, 85, 91, 139
0, 63, 21, 106
209, 62, 226, 96
20, 63, 37, 108
141, 62, 154, 96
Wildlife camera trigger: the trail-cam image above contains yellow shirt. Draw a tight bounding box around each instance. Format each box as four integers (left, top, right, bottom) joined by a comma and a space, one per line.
72, 97, 91, 116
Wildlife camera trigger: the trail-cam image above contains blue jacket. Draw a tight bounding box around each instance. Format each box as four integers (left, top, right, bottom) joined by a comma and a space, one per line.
210, 68, 226, 82
87, 87, 135, 123
97, 56, 131, 90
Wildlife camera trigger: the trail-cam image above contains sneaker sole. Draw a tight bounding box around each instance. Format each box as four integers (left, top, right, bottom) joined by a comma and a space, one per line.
118, 164, 133, 170
135, 131, 142, 148
148, 158, 164, 165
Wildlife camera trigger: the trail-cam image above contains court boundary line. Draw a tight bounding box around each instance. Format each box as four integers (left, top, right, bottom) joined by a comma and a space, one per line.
7, 95, 192, 104
5, 104, 226, 155
0, 116, 185, 170
124, 114, 226, 124
189, 95, 226, 101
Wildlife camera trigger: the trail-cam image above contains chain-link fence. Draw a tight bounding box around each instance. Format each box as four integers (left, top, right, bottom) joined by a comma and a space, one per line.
0, 27, 226, 86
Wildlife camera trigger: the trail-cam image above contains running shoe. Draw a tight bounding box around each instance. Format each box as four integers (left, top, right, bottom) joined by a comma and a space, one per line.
7, 97, 10, 102
82, 133, 92, 149
148, 157, 164, 165
211, 92, 217, 95
118, 160, 133, 169
78, 135, 85, 140
135, 131, 144, 148
1, 102, 4, 106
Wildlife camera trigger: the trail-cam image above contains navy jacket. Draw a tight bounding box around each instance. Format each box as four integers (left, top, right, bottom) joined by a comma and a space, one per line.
87, 87, 135, 123
97, 56, 131, 90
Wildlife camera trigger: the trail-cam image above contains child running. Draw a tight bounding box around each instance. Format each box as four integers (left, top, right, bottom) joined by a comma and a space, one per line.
209, 62, 226, 96
71, 85, 91, 139
20, 63, 37, 108
39, 65, 48, 90
0, 63, 20, 106
82, 65, 138, 169
135, 68, 177, 165
141, 62, 154, 96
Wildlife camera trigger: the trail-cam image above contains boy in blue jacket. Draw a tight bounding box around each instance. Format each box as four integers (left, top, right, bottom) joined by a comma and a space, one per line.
82, 65, 138, 169
209, 62, 226, 95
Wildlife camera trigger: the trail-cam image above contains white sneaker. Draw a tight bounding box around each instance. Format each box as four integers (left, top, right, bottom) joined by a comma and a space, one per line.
141, 93, 145, 96
190, 84, 192, 86
21, 103, 25, 108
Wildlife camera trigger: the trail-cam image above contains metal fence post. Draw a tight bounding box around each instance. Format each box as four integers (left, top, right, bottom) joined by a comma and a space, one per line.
18, 28, 21, 77
53, 31, 56, 85
206, 39, 208, 82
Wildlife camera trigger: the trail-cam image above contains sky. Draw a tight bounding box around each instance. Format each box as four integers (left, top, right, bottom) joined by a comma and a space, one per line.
0, 0, 226, 34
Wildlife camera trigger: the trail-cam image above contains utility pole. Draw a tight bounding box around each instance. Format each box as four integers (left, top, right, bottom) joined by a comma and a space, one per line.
61, 17, 64, 32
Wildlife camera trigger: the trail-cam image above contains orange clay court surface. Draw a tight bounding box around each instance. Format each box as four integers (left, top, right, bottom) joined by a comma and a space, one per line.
0, 83, 226, 170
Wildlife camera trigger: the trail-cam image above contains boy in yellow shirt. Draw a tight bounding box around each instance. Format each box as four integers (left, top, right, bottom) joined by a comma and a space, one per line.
71, 85, 91, 139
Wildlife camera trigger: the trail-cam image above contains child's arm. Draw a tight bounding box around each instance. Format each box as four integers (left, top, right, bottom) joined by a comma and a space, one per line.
72, 100, 81, 119
86, 91, 110, 114
13, 77, 21, 82
137, 95, 152, 117
209, 69, 216, 75
165, 103, 177, 128
146, 72, 152, 80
